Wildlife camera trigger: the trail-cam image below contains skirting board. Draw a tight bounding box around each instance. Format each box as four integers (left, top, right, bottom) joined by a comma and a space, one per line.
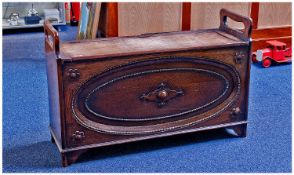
252, 26, 292, 51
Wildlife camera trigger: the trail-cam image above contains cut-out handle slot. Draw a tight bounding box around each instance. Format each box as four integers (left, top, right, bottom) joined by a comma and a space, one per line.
44, 20, 60, 57
219, 8, 252, 41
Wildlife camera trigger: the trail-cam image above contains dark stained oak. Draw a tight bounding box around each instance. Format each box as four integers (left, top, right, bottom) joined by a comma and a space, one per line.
60, 29, 247, 60
44, 9, 252, 167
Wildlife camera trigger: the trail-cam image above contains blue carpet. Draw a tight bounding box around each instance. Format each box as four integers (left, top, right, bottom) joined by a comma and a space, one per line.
2, 26, 292, 172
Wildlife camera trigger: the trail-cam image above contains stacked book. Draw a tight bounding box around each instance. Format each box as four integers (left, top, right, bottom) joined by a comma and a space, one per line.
77, 2, 101, 40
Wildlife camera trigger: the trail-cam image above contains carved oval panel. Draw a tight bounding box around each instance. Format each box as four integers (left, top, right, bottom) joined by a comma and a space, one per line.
85, 68, 228, 121
72, 57, 240, 135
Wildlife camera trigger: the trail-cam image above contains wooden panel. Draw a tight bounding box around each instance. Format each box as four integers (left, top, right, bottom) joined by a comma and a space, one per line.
252, 26, 292, 51
71, 57, 241, 135
258, 2, 292, 28
61, 30, 246, 60
118, 3, 182, 36
62, 47, 250, 149
44, 21, 65, 147
44, 9, 252, 166
191, 3, 251, 30
252, 26, 292, 39
253, 36, 291, 52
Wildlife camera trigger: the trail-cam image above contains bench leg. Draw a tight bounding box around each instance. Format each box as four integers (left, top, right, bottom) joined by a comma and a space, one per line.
61, 150, 87, 167
50, 134, 55, 144
225, 123, 247, 137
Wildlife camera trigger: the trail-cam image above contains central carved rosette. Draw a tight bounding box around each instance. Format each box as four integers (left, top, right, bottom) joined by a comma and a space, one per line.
157, 90, 168, 99
140, 82, 185, 107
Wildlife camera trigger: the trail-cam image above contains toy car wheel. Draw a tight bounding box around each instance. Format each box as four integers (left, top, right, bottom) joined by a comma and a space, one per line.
252, 54, 258, 63
262, 58, 271, 68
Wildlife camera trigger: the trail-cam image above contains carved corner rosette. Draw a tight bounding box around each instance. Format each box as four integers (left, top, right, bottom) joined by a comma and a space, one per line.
140, 82, 184, 107
234, 51, 246, 64
231, 107, 241, 116
67, 68, 80, 80
71, 131, 85, 142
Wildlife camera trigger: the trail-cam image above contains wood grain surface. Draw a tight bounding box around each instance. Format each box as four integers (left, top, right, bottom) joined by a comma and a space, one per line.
258, 2, 291, 28
45, 9, 252, 166
116, 2, 290, 36
252, 26, 292, 51
61, 29, 246, 60
91, 3, 101, 39
191, 3, 251, 30
118, 3, 182, 36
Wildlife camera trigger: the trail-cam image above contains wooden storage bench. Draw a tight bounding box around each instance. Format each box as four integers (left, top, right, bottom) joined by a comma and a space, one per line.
44, 9, 252, 167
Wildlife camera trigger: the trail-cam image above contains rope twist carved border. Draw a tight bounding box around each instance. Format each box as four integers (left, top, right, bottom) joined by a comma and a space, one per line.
70, 56, 241, 135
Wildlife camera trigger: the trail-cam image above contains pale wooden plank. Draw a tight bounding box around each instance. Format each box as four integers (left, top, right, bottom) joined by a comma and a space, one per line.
258, 2, 292, 28
61, 30, 245, 59
118, 3, 182, 36
191, 3, 251, 30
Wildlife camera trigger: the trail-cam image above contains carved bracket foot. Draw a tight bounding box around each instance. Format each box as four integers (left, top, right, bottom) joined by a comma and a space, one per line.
50, 134, 55, 144
225, 124, 247, 137
61, 150, 87, 167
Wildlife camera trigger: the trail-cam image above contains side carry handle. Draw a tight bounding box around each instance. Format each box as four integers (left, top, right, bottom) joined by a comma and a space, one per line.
44, 20, 60, 58
219, 8, 252, 41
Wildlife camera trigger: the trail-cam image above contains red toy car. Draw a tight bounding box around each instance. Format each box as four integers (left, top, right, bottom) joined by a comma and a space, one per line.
252, 40, 292, 68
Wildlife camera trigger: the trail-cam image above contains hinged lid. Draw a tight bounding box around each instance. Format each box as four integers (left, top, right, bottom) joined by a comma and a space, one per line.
44, 9, 252, 61
60, 29, 249, 60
